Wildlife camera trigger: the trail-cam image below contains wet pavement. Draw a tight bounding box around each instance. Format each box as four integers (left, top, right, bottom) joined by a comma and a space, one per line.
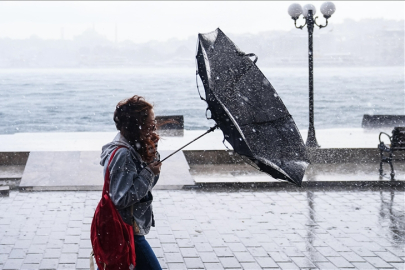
0, 188, 404, 270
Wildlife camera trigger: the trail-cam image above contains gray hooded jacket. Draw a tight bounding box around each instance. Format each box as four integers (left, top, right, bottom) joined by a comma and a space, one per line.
100, 132, 159, 235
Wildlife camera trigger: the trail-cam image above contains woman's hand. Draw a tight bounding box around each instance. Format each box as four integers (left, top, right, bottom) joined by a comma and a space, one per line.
148, 161, 162, 175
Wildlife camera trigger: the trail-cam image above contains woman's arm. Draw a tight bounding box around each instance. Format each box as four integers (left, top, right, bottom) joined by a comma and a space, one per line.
152, 174, 160, 188
108, 149, 155, 209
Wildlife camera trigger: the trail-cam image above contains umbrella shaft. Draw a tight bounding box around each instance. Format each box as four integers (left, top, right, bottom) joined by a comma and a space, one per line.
158, 125, 218, 164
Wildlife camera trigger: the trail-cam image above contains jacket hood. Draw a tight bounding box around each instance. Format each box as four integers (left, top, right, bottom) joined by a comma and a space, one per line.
100, 132, 143, 166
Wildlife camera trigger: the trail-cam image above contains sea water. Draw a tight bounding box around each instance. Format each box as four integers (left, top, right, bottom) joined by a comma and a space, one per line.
0, 66, 403, 134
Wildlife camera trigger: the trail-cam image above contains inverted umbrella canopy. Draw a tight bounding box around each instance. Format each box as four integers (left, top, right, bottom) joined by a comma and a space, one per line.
196, 28, 309, 186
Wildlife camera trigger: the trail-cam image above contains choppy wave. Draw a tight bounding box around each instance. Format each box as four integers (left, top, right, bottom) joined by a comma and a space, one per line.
0, 66, 403, 134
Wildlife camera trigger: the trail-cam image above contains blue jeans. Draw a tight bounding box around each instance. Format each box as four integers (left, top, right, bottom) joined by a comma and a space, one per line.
96, 235, 161, 270
134, 235, 162, 270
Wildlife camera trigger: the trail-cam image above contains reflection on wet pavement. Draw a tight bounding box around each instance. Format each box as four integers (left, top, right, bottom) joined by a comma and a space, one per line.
0, 189, 403, 269
378, 191, 405, 247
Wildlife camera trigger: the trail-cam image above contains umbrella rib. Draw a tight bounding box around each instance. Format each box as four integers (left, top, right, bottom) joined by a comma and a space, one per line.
214, 97, 252, 151
255, 156, 295, 183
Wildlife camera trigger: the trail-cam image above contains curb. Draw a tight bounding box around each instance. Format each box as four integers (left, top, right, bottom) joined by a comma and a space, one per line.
189, 180, 405, 191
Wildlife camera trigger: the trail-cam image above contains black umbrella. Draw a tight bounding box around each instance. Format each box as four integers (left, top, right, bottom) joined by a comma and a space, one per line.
160, 28, 308, 187
195, 28, 308, 186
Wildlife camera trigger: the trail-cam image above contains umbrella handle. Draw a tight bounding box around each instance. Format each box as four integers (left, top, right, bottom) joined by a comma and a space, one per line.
244, 53, 258, 64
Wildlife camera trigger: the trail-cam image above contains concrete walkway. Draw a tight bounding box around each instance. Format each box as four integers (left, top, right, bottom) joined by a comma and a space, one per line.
0, 128, 396, 152
0, 128, 404, 269
0, 188, 404, 270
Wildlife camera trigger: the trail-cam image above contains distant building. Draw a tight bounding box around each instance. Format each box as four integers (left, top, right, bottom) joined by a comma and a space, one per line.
0, 18, 402, 68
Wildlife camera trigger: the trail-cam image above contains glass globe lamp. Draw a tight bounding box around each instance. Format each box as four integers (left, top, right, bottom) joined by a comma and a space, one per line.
288, 3, 303, 19
320, 2, 336, 19
303, 4, 316, 17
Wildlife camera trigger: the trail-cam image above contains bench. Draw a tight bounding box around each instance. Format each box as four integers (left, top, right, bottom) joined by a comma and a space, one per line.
362, 114, 405, 128
378, 126, 405, 180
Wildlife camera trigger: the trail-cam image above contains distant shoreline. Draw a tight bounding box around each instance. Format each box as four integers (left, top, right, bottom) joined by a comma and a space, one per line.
0, 65, 403, 70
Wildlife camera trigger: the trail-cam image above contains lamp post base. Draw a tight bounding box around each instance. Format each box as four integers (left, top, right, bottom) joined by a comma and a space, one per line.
306, 128, 320, 148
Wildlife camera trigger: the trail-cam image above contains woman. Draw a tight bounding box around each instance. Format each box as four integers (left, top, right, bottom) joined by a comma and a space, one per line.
100, 95, 162, 270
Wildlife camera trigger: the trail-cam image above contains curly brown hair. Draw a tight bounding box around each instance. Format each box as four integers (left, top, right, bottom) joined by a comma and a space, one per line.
113, 95, 159, 163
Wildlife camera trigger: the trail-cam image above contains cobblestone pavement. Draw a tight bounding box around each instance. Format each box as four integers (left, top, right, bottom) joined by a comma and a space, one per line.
0, 189, 404, 270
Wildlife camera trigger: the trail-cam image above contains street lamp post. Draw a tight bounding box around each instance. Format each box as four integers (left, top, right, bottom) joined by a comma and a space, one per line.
288, 2, 336, 148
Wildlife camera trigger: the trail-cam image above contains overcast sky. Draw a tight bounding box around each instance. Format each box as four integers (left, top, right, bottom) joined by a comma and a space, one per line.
0, 1, 403, 43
